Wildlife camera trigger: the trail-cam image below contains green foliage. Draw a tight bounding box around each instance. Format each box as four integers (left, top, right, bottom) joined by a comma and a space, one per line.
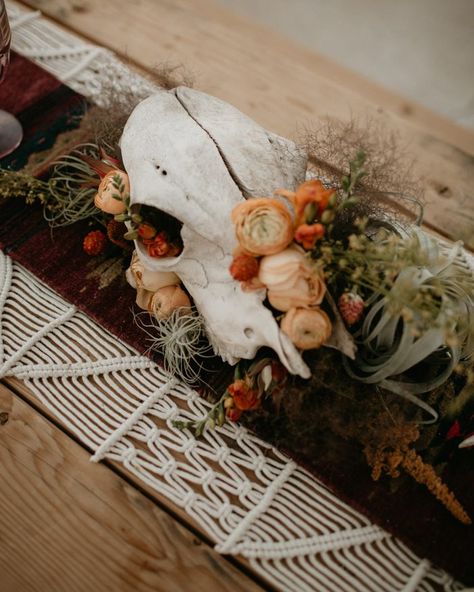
0, 169, 50, 204
44, 144, 102, 227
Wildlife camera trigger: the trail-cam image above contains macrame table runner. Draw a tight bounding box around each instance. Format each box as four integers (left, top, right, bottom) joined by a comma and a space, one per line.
1, 3, 471, 590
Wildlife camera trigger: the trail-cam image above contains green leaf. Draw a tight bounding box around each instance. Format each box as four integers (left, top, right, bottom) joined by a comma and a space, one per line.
328, 192, 338, 208
217, 403, 226, 427
304, 201, 318, 224
172, 420, 188, 430
114, 213, 130, 222
342, 197, 359, 208
123, 229, 139, 240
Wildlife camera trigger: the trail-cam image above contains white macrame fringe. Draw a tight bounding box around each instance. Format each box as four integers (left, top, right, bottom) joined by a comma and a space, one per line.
0, 250, 465, 592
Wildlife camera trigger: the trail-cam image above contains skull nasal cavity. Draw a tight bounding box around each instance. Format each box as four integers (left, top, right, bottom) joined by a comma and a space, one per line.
154, 164, 167, 175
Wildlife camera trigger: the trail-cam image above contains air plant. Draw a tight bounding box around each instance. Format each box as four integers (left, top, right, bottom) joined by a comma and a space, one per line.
338, 229, 473, 421
134, 307, 214, 385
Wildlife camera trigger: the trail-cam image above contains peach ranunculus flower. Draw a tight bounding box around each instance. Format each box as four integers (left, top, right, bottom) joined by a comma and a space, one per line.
148, 285, 192, 319
94, 170, 129, 215
277, 179, 335, 227
280, 307, 332, 350
126, 251, 181, 311
258, 245, 326, 312
126, 251, 180, 292
231, 197, 294, 256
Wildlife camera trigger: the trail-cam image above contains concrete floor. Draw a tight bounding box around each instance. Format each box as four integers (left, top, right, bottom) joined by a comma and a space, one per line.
218, 0, 474, 129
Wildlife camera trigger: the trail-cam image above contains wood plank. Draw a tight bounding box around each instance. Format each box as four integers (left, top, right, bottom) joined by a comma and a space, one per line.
18, 0, 474, 248
4, 378, 222, 543
0, 382, 266, 592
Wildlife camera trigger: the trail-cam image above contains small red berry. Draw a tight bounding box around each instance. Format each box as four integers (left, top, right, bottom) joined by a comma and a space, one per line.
446, 420, 461, 440
83, 230, 107, 256
338, 292, 364, 326
229, 254, 259, 281
226, 407, 243, 422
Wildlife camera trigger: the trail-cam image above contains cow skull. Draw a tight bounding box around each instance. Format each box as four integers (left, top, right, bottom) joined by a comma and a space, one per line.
120, 87, 310, 378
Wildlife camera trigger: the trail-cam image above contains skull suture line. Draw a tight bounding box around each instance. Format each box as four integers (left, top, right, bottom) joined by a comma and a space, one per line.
120, 87, 311, 378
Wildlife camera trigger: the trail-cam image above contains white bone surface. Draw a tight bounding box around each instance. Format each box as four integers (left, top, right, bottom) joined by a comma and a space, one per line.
120, 88, 310, 377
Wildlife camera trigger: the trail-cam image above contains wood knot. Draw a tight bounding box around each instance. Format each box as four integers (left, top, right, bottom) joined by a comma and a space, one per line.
0, 412, 9, 425
430, 180, 453, 198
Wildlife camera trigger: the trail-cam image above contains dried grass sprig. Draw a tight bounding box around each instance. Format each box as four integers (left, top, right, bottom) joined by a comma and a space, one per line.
301, 117, 424, 231
360, 407, 471, 524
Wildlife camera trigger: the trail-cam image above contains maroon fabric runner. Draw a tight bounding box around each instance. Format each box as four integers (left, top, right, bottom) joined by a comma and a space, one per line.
1, 52, 473, 585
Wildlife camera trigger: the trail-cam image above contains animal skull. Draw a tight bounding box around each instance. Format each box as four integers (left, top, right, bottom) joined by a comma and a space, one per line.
120, 87, 311, 378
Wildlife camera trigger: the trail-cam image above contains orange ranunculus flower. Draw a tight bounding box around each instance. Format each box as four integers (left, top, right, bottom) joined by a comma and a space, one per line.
94, 170, 129, 215
143, 231, 170, 257
294, 223, 325, 250
138, 223, 157, 240
280, 307, 332, 350
231, 198, 293, 256
143, 232, 181, 258
228, 379, 260, 410
277, 179, 335, 227
258, 245, 326, 311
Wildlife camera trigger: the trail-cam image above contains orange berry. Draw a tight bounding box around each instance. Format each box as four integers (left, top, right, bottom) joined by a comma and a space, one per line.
294, 223, 325, 250
83, 230, 107, 256
229, 254, 259, 281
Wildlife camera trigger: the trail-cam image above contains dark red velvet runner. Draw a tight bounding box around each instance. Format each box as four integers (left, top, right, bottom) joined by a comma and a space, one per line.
1, 52, 472, 585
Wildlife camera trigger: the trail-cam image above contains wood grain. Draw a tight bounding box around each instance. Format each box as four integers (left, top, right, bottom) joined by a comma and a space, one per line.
18, 0, 474, 248
0, 382, 265, 592
5, 378, 228, 543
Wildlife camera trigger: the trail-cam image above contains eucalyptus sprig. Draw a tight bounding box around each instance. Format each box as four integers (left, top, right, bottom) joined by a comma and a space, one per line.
341, 149, 367, 201
315, 150, 367, 237
172, 391, 228, 437
110, 174, 142, 240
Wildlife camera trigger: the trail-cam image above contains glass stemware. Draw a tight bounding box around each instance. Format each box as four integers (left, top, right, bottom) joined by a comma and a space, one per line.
0, 0, 23, 158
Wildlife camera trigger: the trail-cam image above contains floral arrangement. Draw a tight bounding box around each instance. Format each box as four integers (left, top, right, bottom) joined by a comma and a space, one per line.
2, 110, 473, 527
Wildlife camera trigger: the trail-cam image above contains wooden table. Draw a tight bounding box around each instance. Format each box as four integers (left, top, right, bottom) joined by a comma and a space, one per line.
2, 1, 474, 590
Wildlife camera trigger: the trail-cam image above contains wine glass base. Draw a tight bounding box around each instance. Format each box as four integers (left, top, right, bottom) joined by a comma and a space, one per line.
0, 109, 23, 159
